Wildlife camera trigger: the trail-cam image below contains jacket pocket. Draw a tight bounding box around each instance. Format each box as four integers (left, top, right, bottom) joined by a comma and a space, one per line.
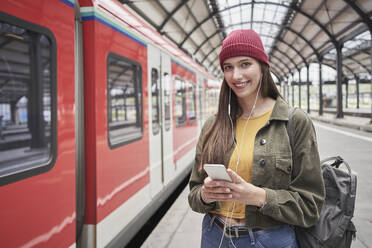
273, 156, 292, 189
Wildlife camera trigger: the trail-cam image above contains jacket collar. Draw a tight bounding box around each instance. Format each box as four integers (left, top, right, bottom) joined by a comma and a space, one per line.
269, 96, 290, 121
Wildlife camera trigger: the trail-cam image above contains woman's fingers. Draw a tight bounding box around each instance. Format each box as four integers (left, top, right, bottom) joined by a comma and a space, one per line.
203, 176, 229, 187
202, 173, 262, 205
206, 192, 232, 201
226, 169, 244, 183
202, 187, 232, 201
202, 177, 233, 202
203, 184, 231, 194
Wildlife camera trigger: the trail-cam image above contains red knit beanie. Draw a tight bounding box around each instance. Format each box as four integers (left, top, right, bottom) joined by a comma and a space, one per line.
219, 29, 270, 70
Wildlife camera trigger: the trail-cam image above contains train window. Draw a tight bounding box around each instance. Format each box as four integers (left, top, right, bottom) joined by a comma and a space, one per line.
187, 82, 196, 122
0, 14, 57, 186
151, 68, 160, 135
107, 53, 143, 148
163, 73, 171, 131
174, 77, 186, 127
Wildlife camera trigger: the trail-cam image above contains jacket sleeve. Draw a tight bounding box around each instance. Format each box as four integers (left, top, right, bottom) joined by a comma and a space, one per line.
259, 109, 325, 228
188, 116, 219, 213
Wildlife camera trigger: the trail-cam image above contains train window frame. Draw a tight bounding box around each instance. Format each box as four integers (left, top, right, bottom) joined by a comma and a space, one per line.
0, 11, 57, 186
151, 68, 160, 135
163, 72, 171, 132
174, 77, 186, 127
186, 82, 196, 123
107, 52, 143, 149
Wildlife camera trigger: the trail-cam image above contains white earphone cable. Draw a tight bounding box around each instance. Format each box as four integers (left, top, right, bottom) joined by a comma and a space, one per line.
219, 77, 263, 248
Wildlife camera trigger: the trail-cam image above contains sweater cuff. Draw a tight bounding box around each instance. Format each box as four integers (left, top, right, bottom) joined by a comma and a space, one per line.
198, 187, 216, 211
258, 188, 277, 216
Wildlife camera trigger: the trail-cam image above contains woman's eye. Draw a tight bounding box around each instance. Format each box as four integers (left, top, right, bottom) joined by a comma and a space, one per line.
224, 65, 232, 71
241, 62, 250, 67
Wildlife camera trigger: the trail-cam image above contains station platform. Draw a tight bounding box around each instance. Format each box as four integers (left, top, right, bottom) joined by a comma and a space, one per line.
140, 186, 202, 248
141, 112, 372, 248
309, 111, 372, 133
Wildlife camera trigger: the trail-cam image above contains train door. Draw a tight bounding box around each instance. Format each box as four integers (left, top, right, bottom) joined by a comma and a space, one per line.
160, 52, 174, 185
147, 45, 160, 197
148, 44, 162, 197
148, 45, 174, 197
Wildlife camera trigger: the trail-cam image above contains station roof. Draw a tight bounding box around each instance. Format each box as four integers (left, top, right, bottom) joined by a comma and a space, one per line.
121, 0, 372, 81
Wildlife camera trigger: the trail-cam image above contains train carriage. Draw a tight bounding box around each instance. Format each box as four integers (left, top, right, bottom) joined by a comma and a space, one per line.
0, 0, 219, 247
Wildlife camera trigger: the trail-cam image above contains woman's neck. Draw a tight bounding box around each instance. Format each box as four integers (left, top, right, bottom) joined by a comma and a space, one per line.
238, 96, 262, 117
238, 96, 275, 118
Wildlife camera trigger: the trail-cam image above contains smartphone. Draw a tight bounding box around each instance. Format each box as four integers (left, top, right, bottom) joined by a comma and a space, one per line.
203, 164, 232, 182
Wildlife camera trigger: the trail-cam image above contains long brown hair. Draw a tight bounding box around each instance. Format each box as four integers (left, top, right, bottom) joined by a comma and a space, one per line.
198, 62, 282, 172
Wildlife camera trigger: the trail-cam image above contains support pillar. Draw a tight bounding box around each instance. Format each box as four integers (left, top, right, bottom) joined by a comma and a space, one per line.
307, 64, 310, 113
336, 43, 344, 118
285, 78, 289, 103
370, 35, 372, 123
291, 74, 295, 107
345, 78, 349, 109
29, 33, 46, 149
298, 69, 301, 109
10, 101, 17, 124
319, 61, 323, 116
356, 76, 360, 109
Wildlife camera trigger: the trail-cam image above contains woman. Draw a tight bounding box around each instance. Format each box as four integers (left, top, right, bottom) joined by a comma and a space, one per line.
188, 29, 325, 248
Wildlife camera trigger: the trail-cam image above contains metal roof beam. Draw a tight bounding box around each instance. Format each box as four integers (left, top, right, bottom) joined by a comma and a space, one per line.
319, 25, 369, 56
199, 27, 306, 72
196, 20, 320, 68
201, 44, 219, 64
322, 60, 355, 78
277, 37, 307, 67
208, 0, 227, 39
158, 0, 190, 32
119, 1, 182, 51
258, 33, 308, 68
272, 48, 298, 72
347, 57, 371, 74
343, 0, 372, 31
271, 0, 302, 54
121, 0, 203, 59
271, 54, 291, 74
291, 3, 338, 46
150, 0, 194, 46
303, 4, 349, 56
193, 29, 220, 55
181, 1, 336, 57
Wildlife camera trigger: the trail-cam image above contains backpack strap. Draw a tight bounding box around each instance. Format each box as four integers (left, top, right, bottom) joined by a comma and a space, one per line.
348, 173, 357, 217
321, 156, 357, 217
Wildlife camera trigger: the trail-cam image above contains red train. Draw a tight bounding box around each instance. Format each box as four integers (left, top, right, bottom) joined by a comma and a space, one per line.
0, 0, 219, 247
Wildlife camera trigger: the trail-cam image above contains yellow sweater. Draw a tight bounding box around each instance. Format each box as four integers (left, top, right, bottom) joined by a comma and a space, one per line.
211, 109, 272, 219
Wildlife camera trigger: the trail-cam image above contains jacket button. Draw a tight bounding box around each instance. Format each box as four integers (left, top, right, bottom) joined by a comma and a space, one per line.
260, 139, 266, 145
287, 166, 292, 172
259, 159, 266, 166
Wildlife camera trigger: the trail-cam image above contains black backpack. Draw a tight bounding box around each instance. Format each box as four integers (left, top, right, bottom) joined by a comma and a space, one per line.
287, 107, 357, 248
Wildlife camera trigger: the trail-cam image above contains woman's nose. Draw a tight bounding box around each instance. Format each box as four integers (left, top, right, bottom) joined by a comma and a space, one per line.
232, 68, 243, 81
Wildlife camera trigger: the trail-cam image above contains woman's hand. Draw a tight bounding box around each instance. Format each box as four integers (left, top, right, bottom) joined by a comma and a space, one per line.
224, 169, 267, 207
201, 176, 232, 204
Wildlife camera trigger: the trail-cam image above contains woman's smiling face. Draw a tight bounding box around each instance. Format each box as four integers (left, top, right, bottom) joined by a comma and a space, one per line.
222, 56, 262, 101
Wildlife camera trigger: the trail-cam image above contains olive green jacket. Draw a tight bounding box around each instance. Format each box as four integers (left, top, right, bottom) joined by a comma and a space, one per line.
188, 97, 325, 229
